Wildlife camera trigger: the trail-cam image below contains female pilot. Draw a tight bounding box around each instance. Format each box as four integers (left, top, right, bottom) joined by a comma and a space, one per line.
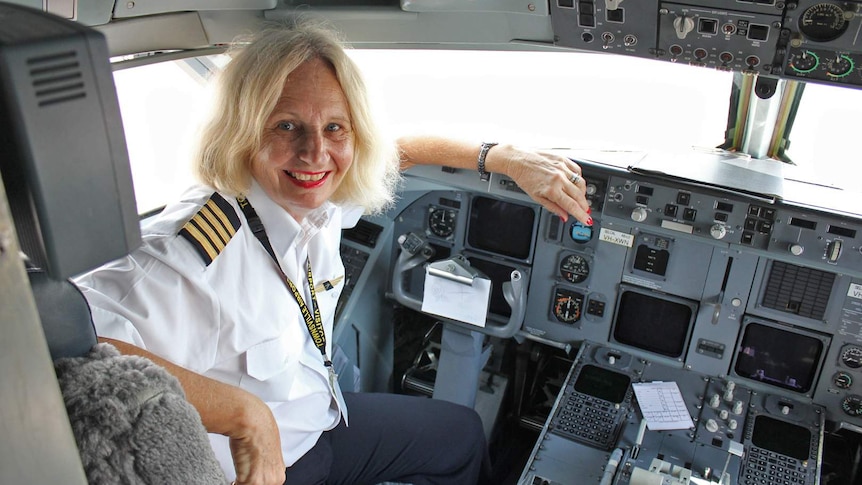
75, 20, 590, 485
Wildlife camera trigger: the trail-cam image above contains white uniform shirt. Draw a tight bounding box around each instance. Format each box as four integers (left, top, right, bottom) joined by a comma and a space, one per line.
74, 181, 347, 477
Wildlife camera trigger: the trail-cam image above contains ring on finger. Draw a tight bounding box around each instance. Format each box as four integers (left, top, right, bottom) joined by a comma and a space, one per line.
569, 172, 582, 185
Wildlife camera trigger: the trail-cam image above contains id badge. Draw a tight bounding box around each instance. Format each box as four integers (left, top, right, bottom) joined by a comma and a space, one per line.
329, 367, 349, 426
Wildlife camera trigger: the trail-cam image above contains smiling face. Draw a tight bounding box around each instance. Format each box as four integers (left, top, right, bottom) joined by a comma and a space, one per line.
251, 58, 354, 220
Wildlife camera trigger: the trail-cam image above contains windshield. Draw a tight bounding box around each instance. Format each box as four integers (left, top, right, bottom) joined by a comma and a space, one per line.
113, 48, 859, 214
783, 81, 862, 190
349, 49, 731, 151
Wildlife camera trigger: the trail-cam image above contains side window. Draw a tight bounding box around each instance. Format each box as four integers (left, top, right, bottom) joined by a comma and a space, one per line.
112, 60, 214, 214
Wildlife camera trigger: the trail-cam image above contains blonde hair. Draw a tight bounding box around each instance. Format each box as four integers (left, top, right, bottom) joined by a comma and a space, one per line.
194, 20, 400, 214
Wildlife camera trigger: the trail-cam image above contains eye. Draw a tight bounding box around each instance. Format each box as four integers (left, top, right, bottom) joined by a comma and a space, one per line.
276, 121, 295, 131
326, 123, 341, 132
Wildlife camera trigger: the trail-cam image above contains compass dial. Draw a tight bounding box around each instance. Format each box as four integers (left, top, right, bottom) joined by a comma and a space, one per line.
553, 287, 584, 324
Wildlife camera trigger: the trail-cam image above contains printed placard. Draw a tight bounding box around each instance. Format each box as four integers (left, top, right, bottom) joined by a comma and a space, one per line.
599, 227, 634, 248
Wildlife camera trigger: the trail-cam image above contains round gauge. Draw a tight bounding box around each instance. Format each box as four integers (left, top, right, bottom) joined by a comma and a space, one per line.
427, 207, 457, 238
570, 220, 593, 244
799, 3, 849, 42
560, 254, 591, 284
553, 288, 584, 324
841, 345, 862, 368
841, 395, 862, 417
826, 54, 855, 78
789, 50, 820, 73
834, 371, 853, 389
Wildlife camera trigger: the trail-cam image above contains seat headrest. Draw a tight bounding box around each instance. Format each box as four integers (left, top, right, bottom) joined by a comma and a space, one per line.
27, 268, 97, 360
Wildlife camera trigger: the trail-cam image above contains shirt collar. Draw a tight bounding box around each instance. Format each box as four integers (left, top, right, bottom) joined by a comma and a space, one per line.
245, 180, 337, 258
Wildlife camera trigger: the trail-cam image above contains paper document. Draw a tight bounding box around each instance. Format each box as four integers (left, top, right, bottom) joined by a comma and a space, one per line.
421, 273, 491, 327
632, 381, 695, 430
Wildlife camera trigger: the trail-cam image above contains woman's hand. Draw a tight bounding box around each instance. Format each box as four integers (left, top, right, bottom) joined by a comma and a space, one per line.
487, 144, 592, 226
98, 338, 286, 485
396, 136, 593, 226
229, 396, 285, 485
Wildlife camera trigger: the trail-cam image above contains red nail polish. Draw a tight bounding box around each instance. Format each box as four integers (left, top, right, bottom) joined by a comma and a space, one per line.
587, 217, 593, 226
587, 207, 592, 215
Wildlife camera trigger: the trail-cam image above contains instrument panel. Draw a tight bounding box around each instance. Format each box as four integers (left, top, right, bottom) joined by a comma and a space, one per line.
387, 150, 862, 484
518, 342, 826, 485
548, 0, 862, 89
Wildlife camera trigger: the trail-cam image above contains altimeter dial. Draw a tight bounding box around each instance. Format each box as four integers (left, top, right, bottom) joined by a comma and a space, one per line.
799, 3, 849, 42
560, 253, 591, 284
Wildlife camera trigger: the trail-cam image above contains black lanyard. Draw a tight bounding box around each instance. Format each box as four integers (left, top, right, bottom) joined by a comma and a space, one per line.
236, 197, 331, 368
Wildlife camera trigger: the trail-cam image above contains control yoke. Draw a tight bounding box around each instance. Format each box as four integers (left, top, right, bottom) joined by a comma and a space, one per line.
391, 232, 527, 339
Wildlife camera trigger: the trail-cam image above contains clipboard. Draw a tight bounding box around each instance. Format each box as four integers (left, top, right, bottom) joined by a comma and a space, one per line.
421, 255, 492, 327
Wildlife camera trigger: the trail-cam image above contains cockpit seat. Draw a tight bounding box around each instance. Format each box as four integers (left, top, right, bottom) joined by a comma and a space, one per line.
27, 267, 97, 360
27, 266, 228, 484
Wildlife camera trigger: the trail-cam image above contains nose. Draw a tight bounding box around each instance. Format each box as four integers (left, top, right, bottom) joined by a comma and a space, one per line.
297, 130, 327, 165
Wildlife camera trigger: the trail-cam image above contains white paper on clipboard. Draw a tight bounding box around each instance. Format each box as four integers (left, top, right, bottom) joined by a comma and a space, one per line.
421, 272, 491, 327
632, 381, 695, 431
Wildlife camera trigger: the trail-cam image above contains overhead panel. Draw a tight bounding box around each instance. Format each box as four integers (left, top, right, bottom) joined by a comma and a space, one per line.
549, 0, 862, 90
783, 1, 862, 87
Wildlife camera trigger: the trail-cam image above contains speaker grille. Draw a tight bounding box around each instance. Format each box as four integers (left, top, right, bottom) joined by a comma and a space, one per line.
761, 261, 834, 320
343, 219, 383, 248
28, 50, 85, 106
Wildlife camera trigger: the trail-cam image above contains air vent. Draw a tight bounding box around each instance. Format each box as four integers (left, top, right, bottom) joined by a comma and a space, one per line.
761, 261, 834, 320
343, 219, 383, 248
28, 50, 85, 106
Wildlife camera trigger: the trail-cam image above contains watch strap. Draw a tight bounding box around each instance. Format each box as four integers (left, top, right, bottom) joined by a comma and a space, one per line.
477, 142, 498, 181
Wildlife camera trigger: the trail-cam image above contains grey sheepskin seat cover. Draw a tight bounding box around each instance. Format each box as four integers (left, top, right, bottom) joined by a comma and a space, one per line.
54, 343, 227, 484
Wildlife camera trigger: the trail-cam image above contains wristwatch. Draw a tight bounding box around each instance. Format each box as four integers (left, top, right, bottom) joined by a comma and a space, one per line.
477, 142, 498, 181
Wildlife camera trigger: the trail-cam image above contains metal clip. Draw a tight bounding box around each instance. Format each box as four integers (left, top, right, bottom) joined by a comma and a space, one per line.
427, 255, 482, 285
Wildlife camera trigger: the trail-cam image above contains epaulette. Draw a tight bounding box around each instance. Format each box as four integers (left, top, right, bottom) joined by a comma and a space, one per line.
178, 193, 242, 266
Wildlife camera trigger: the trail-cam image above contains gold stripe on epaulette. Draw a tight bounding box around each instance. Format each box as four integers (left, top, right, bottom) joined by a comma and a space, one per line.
192, 215, 226, 251
179, 193, 242, 266
200, 203, 231, 244
183, 222, 219, 263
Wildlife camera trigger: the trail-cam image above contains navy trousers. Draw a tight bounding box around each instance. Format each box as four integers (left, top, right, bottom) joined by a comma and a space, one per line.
283, 392, 491, 485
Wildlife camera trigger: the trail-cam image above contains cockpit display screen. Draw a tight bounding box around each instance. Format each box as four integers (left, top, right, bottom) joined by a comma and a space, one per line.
612, 288, 696, 358
752, 415, 811, 461
467, 196, 535, 260
733, 322, 823, 393
573, 364, 631, 404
